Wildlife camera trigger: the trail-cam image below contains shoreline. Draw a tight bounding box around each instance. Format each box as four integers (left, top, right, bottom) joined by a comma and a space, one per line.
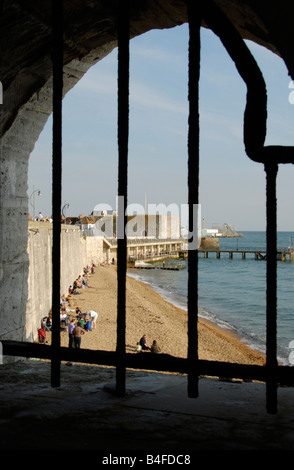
50, 264, 265, 366
127, 268, 263, 354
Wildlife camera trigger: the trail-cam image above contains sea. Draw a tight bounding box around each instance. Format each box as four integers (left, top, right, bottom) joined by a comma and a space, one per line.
128, 231, 294, 366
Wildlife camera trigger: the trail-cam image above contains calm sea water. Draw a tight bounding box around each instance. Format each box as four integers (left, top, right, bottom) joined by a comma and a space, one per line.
128, 231, 294, 365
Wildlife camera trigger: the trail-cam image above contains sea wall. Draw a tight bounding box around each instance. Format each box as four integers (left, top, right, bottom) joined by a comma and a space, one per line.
25, 221, 104, 342
200, 236, 220, 249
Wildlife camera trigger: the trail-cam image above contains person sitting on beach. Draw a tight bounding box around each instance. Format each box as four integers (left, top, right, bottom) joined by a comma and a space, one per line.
38, 327, 46, 343
61, 293, 72, 308
44, 315, 52, 331
151, 340, 161, 354
72, 286, 80, 295
75, 277, 82, 288
60, 309, 68, 326
75, 307, 87, 320
82, 275, 89, 288
140, 334, 151, 351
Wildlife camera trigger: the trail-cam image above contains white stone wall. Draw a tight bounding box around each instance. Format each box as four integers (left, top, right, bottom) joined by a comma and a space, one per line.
0, 96, 50, 343
25, 222, 104, 343
26, 223, 53, 343
0, 44, 115, 346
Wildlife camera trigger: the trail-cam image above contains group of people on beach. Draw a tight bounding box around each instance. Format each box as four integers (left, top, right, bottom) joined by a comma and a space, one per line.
69, 265, 95, 295
38, 262, 98, 347
38, 261, 162, 355
137, 334, 161, 354
67, 309, 99, 348
67, 310, 96, 348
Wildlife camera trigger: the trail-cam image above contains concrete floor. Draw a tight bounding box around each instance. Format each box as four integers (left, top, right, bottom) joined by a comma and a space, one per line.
0, 359, 293, 451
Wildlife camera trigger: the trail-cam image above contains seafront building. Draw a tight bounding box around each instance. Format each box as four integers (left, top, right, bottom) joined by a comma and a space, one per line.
80, 212, 185, 261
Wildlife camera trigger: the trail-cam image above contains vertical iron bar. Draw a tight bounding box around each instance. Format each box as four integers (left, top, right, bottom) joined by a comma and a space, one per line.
187, 0, 201, 398
51, 0, 63, 387
265, 162, 278, 413
116, 0, 130, 396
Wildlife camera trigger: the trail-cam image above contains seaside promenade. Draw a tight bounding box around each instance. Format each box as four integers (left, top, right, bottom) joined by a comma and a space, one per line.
1, 359, 293, 451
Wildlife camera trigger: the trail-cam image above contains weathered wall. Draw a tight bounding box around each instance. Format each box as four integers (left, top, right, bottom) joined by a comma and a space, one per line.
25, 221, 104, 343
0, 52, 114, 346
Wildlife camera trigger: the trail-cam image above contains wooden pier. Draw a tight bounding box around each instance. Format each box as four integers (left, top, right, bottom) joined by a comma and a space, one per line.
198, 249, 294, 261
133, 264, 185, 271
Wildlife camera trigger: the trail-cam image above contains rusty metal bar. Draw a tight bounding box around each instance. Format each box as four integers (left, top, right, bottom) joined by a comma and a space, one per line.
187, 0, 201, 398
201, 0, 267, 164
116, 0, 130, 396
51, 0, 63, 388
3, 339, 294, 386
265, 162, 278, 413
202, 0, 294, 167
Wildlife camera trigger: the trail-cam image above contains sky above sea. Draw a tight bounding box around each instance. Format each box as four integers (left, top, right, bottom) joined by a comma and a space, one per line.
28, 24, 294, 231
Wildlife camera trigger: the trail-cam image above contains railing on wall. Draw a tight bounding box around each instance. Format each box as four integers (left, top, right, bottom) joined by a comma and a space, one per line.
2, 0, 294, 414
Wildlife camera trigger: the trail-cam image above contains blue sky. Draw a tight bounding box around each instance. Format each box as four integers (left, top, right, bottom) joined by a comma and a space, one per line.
28, 24, 294, 231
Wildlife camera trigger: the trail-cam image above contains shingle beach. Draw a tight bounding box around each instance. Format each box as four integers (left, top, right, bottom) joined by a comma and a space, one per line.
50, 264, 265, 366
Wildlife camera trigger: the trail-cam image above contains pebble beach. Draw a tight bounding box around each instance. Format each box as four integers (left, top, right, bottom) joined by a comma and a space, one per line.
51, 264, 265, 365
